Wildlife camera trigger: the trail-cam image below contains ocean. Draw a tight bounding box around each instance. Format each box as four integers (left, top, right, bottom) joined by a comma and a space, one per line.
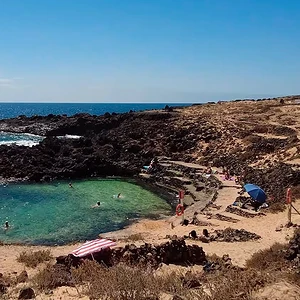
0, 102, 191, 119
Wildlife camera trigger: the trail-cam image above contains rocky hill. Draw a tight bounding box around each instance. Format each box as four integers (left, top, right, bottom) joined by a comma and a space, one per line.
0, 97, 300, 201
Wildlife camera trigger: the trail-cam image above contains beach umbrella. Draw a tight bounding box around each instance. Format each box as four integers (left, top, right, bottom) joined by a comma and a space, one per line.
71, 238, 116, 258
244, 184, 267, 203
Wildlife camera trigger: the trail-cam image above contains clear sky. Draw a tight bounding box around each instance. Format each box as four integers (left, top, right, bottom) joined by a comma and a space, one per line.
0, 0, 300, 103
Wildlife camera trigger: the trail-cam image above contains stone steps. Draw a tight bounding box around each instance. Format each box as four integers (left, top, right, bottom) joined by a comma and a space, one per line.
209, 212, 241, 223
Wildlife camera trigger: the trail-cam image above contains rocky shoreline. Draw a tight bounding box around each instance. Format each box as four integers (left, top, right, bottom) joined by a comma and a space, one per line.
0, 100, 300, 208
2, 99, 300, 299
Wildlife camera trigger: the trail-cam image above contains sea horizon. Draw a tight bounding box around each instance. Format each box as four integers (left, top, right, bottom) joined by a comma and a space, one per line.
0, 102, 192, 120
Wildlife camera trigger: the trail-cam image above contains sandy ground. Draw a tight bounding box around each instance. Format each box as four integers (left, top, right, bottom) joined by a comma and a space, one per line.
104, 176, 299, 267
1, 175, 299, 299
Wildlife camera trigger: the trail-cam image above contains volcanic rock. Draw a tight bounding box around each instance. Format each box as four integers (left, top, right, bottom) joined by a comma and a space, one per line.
285, 229, 300, 261
210, 228, 261, 242
18, 287, 35, 299
57, 239, 207, 269
225, 206, 266, 218
0, 281, 7, 295
16, 270, 28, 283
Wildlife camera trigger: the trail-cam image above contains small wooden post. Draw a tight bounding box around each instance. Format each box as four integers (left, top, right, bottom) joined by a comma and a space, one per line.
287, 188, 292, 225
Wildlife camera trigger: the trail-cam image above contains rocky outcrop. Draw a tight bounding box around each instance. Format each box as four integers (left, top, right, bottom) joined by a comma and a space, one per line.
0, 111, 219, 182
111, 239, 206, 268
57, 239, 207, 269
210, 228, 261, 242
0, 101, 300, 208
285, 228, 300, 261
18, 287, 35, 299
16, 271, 28, 283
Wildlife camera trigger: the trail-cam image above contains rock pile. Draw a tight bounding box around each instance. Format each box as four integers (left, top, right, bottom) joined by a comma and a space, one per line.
58, 239, 207, 269
18, 287, 35, 299
110, 239, 206, 268
210, 228, 261, 242
0, 274, 10, 296
285, 229, 300, 261
211, 213, 239, 223
203, 254, 240, 272
225, 205, 266, 218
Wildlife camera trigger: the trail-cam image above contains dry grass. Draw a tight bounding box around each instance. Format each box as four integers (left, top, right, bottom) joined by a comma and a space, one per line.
73, 261, 164, 299
33, 264, 74, 291
28, 255, 300, 300
125, 233, 144, 242
285, 272, 300, 287
26, 234, 300, 299
17, 249, 52, 268
267, 202, 286, 213
245, 243, 288, 272
205, 268, 272, 300
291, 185, 300, 200
71, 260, 208, 299
70, 259, 278, 300
243, 135, 261, 146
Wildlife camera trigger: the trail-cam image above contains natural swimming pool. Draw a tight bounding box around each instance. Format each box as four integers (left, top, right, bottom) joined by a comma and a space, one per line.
0, 179, 171, 245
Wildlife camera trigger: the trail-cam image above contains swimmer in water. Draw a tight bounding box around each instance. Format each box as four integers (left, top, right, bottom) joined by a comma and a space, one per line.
69, 182, 73, 188
4, 221, 9, 230
91, 201, 101, 208
117, 193, 121, 198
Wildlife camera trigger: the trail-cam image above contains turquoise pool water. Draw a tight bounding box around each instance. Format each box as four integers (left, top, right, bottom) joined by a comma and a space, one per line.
0, 179, 171, 245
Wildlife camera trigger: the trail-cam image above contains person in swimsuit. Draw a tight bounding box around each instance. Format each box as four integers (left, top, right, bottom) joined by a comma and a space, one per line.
92, 201, 100, 208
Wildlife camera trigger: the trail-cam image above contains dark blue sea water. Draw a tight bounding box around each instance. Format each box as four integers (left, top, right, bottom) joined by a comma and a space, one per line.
0, 102, 191, 119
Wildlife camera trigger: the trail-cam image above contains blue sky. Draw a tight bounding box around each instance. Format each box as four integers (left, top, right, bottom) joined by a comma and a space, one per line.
0, 0, 299, 102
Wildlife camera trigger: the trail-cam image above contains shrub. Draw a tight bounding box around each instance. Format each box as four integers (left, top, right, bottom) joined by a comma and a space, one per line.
72, 261, 204, 300
125, 233, 144, 242
17, 250, 52, 268
245, 243, 288, 271
267, 202, 285, 213
243, 135, 261, 146
204, 268, 271, 300
33, 264, 73, 291
291, 185, 300, 200
72, 261, 161, 299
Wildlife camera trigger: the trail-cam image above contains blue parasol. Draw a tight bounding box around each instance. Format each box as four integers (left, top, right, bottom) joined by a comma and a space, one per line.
244, 184, 267, 203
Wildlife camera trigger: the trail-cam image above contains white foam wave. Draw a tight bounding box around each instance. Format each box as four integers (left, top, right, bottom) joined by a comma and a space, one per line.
0, 131, 44, 139
0, 140, 40, 147
0, 132, 44, 147
57, 135, 82, 139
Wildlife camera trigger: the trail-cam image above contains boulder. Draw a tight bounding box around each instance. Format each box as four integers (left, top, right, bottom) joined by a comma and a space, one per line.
18, 287, 35, 299
0, 281, 7, 295
17, 270, 28, 283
